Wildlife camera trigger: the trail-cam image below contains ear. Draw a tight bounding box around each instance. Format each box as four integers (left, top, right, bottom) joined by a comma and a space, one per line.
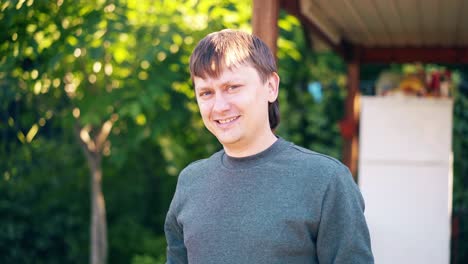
266, 72, 280, 103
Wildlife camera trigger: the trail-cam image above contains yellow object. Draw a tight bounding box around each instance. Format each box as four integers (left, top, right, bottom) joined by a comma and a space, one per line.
398, 75, 426, 95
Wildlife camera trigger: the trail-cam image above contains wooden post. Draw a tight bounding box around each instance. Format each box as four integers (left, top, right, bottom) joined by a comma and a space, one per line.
252, 0, 279, 56
342, 59, 360, 178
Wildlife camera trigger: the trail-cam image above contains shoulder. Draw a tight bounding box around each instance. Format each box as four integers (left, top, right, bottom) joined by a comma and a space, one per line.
286, 142, 362, 202
289, 144, 343, 166
280, 140, 354, 186
177, 149, 223, 184
285, 142, 348, 173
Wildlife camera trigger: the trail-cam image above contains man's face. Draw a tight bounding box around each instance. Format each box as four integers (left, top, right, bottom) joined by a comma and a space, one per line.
193, 64, 278, 153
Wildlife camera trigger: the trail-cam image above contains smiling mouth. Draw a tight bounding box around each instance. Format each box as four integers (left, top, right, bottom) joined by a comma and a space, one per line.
216, 116, 239, 124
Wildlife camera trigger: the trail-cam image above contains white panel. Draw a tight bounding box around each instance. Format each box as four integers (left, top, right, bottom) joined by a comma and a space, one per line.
360, 97, 453, 162
359, 164, 451, 264
359, 96, 453, 264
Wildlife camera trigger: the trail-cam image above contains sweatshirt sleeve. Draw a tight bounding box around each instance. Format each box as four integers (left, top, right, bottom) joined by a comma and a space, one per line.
316, 165, 374, 264
164, 189, 188, 264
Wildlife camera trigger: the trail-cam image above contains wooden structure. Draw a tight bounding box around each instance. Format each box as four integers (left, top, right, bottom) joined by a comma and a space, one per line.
252, 0, 468, 176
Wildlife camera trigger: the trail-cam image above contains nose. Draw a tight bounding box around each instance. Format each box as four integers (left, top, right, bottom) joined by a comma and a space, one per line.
213, 93, 230, 112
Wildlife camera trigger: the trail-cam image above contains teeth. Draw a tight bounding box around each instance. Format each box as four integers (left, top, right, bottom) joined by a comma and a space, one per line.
218, 117, 237, 124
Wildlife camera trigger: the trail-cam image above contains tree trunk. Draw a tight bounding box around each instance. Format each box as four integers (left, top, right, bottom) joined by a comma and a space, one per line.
88, 153, 108, 264
74, 125, 108, 264
74, 120, 114, 264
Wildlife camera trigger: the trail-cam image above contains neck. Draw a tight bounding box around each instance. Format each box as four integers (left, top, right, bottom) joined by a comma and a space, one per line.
223, 131, 277, 158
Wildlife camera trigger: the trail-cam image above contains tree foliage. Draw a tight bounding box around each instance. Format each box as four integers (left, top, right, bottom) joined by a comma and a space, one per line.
2, 0, 468, 264
452, 74, 468, 263
275, 13, 346, 159
1, 0, 253, 263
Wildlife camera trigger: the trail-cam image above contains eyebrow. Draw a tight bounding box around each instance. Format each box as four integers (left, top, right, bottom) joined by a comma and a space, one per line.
195, 79, 242, 91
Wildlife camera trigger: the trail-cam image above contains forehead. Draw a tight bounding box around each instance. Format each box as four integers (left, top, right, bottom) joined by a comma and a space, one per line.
193, 64, 260, 88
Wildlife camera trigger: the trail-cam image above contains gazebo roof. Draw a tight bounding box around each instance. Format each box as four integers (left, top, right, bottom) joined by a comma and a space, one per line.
281, 0, 468, 63
252, 0, 465, 174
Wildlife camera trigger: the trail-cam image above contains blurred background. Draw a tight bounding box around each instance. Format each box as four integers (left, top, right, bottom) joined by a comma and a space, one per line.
1, 0, 467, 263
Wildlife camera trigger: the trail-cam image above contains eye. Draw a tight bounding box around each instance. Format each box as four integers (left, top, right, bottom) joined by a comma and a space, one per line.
198, 90, 213, 98
227, 85, 240, 91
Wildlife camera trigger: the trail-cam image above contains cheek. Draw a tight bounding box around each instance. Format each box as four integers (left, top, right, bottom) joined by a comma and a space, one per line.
251, 87, 270, 107
197, 102, 212, 118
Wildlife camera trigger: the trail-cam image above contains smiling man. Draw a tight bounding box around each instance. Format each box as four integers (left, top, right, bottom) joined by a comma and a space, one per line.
164, 29, 374, 264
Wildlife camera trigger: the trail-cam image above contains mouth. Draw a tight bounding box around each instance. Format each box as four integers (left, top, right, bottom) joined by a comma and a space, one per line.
215, 116, 240, 125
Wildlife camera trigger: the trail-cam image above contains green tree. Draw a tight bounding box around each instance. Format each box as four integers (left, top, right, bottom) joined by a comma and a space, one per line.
1, 0, 359, 263
1, 1, 191, 262
275, 13, 346, 159
0, 0, 250, 263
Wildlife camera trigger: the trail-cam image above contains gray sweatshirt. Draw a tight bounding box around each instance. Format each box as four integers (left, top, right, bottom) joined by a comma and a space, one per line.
165, 138, 374, 263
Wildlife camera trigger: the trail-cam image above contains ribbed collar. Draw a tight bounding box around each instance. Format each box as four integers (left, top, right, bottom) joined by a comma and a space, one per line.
220, 137, 289, 170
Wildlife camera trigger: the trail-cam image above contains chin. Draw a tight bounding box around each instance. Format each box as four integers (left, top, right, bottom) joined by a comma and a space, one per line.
215, 134, 242, 146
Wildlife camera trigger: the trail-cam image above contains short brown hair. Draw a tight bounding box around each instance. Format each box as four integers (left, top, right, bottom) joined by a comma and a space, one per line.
189, 29, 280, 130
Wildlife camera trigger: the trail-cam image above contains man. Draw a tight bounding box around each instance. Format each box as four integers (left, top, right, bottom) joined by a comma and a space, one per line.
165, 29, 374, 264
